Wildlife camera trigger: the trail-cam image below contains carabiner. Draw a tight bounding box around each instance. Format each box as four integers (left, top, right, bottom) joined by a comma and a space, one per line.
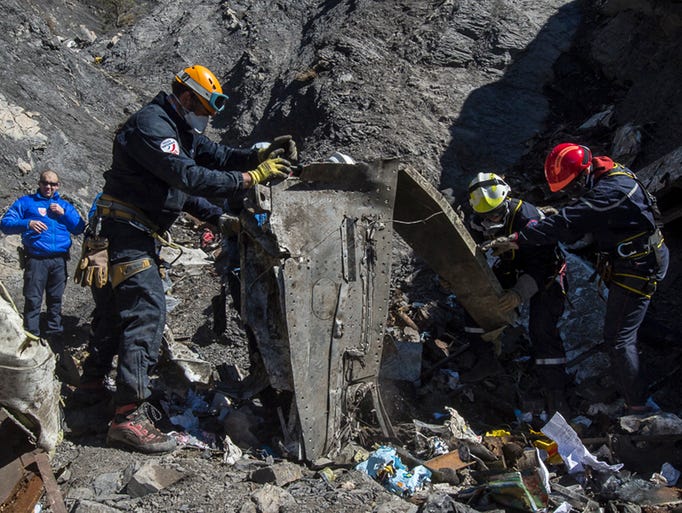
616, 241, 638, 258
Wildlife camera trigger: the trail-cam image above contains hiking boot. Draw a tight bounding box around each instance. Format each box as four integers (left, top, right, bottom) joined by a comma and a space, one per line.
106, 402, 176, 454
623, 397, 662, 417
55, 350, 81, 386
67, 379, 111, 408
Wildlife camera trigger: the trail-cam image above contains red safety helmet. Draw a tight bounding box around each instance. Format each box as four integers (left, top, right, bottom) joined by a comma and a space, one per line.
544, 143, 592, 192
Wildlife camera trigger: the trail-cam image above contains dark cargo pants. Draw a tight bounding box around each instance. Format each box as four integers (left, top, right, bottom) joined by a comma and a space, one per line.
528, 280, 567, 388
87, 220, 166, 406
605, 245, 669, 407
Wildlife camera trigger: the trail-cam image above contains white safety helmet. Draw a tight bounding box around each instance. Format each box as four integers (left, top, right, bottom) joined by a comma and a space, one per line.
468, 172, 511, 214
327, 151, 356, 164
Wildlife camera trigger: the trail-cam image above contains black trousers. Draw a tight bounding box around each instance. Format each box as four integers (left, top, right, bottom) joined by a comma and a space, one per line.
23, 254, 67, 339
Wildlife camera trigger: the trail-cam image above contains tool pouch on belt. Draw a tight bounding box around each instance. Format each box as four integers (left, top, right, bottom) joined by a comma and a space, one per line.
110, 258, 152, 288
74, 236, 109, 288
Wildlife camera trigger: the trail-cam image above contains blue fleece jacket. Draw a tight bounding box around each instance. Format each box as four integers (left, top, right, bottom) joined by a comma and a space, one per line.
1, 190, 85, 256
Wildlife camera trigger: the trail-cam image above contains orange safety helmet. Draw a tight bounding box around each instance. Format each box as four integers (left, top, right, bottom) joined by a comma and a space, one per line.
544, 143, 593, 192
175, 65, 228, 115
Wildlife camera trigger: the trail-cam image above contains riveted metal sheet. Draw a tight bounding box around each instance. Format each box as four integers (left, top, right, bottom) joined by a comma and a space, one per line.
242, 160, 397, 460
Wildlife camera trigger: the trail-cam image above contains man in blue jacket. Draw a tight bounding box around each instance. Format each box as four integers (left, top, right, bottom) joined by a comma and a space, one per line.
1, 169, 85, 341
80, 64, 295, 454
484, 143, 669, 414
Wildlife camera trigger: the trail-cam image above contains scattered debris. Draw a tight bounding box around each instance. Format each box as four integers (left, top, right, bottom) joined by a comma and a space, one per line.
355, 446, 432, 497
126, 462, 185, 498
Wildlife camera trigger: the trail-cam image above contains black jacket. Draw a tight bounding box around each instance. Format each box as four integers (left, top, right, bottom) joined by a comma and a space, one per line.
103, 92, 259, 231
472, 198, 564, 289
518, 161, 664, 276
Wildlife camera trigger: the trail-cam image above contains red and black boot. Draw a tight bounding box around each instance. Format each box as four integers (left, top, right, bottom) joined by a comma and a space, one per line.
106, 402, 176, 454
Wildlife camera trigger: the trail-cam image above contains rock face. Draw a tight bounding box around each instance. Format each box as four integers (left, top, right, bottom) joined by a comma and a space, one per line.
2, 0, 679, 210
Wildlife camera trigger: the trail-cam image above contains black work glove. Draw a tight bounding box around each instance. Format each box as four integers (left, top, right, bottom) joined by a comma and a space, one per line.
258, 135, 298, 163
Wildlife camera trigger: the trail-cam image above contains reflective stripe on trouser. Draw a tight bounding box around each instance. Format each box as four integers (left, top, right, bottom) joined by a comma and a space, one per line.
95, 220, 165, 405
529, 280, 567, 388
535, 357, 568, 365
23, 255, 67, 338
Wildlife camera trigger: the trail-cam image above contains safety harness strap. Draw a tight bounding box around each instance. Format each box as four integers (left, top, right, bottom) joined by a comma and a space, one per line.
96, 194, 183, 254
96, 194, 160, 234
611, 272, 658, 299
614, 229, 664, 260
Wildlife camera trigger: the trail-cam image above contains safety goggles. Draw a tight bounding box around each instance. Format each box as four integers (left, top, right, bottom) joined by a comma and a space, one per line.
176, 70, 229, 113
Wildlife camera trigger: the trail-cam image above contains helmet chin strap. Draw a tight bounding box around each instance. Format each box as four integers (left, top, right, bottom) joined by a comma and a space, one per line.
480, 200, 509, 234
576, 165, 595, 190
168, 94, 209, 134
168, 93, 187, 114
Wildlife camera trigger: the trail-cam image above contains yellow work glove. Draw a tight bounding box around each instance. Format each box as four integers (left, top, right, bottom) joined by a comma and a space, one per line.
74, 236, 109, 288
257, 135, 298, 163
498, 290, 522, 312
248, 158, 291, 185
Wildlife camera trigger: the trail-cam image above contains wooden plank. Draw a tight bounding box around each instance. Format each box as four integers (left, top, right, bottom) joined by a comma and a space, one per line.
424, 450, 474, 472
0, 459, 43, 513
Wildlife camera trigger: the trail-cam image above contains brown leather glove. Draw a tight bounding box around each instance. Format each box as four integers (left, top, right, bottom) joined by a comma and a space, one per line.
218, 213, 240, 237
479, 233, 520, 256
498, 290, 522, 312
74, 236, 109, 288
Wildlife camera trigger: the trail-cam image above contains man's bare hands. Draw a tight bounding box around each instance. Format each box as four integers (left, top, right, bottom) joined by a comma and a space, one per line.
49, 203, 64, 216
29, 220, 48, 233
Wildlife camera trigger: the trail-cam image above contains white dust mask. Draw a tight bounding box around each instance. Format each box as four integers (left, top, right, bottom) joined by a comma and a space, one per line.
185, 111, 209, 134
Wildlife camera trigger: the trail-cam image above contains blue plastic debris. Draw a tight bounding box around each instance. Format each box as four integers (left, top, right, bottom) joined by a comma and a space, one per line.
355, 446, 432, 497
